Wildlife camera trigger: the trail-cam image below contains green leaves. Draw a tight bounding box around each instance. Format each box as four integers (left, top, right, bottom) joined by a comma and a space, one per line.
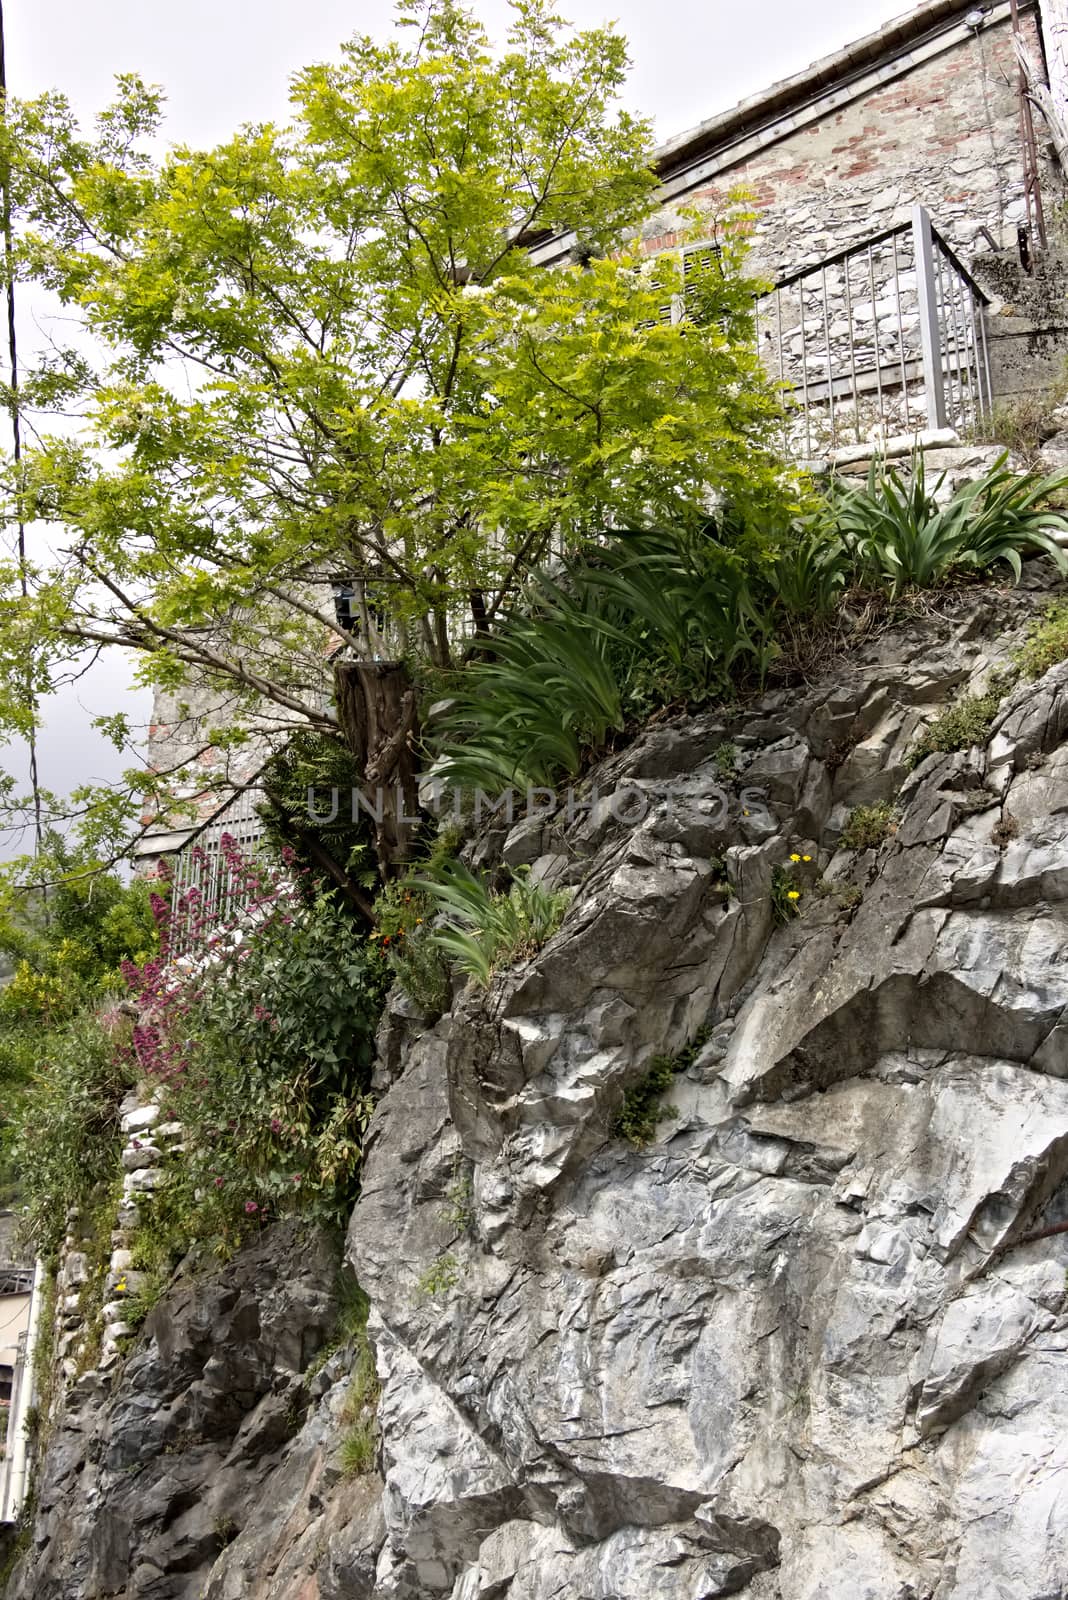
833, 451, 1068, 592
415, 858, 570, 988
433, 523, 778, 791
0, 1, 791, 869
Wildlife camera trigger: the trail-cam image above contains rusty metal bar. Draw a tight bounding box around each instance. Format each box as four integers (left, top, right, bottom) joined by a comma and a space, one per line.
1009, 0, 1047, 251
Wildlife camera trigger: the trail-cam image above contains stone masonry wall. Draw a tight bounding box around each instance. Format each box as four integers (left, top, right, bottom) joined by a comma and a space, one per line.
643, 10, 1051, 279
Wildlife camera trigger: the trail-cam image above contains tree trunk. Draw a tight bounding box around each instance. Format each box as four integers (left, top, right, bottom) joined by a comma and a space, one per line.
334, 660, 422, 879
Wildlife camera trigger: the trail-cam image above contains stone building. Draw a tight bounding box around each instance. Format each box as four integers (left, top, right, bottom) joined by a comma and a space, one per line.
646, 0, 1050, 273
531, 0, 1068, 453
140, 0, 1068, 858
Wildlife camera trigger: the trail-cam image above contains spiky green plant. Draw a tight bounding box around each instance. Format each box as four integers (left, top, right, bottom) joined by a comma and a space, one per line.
834, 451, 1068, 592
415, 861, 571, 988
432, 526, 777, 792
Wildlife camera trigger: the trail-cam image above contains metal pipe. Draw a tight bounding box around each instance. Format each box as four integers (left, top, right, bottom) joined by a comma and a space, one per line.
821, 264, 836, 445
936, 247, 963, 430
890, 232, 910, 435
913, 204, 948, 430
977, 292, 993, 416
868, 242, 886, 438
797, 282, 812, 458
964, 283, 984, 425
842, 258, 862, 443
774, 288, 788, 456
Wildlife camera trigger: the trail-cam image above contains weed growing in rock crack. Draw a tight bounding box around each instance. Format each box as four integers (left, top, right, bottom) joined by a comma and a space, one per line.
417, 1252, 460, 1298
212, 1515, 239, 1548
1016, 601, 1068, 680
415, 861, 571, 989
339, 1420, 377, 1478
712, 741, 739, 778
770, 865, 803, 924
814, 879, 863, 911
991, 811, 1020, 850
613, 1026, 712, 1148
305, 1274, 370, 1379
444, 1165, 474, 1233
121, 1269, 167, 1337
708, 857, 733, 905
342, 1337, 380, 1423
906, 677, 1009, 770
840, 802, 899, 851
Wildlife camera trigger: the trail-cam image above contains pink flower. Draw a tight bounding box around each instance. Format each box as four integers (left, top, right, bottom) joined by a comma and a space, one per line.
270, 1118, 282, 1134
290, 1173, 302, 1184
244, 1200, 259, 1214
213, 1176, 225, 1188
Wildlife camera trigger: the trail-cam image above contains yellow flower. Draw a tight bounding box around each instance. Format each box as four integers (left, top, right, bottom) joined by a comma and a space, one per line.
787, 890, 800, 900
115, 1277, 127, 1293
789, 853, 801, 862
802, 854, 812, 862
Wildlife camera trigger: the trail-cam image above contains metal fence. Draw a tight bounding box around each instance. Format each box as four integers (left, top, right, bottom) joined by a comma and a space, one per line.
166, 789, 267, 957
755, 205, 992, 459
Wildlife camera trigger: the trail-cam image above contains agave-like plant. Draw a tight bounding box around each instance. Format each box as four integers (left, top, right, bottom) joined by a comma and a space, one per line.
415, 860, 571, 988
432, 572, 625, 791
833, 450, 1068, 592
583, 526, 777, 692
768, 516, 852, 618
433, 524, 779, 792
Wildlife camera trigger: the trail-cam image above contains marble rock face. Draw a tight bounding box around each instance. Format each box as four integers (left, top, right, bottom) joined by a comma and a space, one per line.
9, 576, 1068, 1600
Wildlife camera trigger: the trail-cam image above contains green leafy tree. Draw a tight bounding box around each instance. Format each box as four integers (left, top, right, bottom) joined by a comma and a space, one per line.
0, 843, 159, 1216
0, 0, 788, 865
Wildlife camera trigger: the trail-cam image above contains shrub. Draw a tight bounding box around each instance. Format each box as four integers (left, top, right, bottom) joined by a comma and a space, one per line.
613, 1056, 677, 1147
10, 1018, 136, 1254
417, 1252, 459, 1298
416, 862, 571, 989
833, 451, 1068, 593
1016, 601, 1068, 680
712, 742, 739, 778
124, 842, 388, 1247
840, 802, 899, 851
0, 852, 160, 1213
433, 524, 779, 792
907, 681, 1007, 770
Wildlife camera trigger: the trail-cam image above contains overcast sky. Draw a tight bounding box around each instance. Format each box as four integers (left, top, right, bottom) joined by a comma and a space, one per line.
2, 0, 912, 854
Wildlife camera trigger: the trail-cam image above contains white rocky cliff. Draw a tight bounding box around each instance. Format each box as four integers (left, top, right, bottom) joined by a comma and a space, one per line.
7, 569, 1068, 1600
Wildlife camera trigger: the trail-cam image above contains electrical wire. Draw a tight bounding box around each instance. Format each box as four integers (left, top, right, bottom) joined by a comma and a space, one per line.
0, 0, 45, 865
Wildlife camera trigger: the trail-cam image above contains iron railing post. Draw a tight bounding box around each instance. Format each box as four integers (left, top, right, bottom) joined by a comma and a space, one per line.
912, 204, 947, 430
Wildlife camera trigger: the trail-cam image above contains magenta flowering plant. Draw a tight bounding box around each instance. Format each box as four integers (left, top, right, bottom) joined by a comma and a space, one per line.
122, 840, 388, 1243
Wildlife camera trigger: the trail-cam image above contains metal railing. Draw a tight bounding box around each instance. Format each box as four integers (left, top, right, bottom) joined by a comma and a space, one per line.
755, 205, 992, 458
166, 788, 267, 957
